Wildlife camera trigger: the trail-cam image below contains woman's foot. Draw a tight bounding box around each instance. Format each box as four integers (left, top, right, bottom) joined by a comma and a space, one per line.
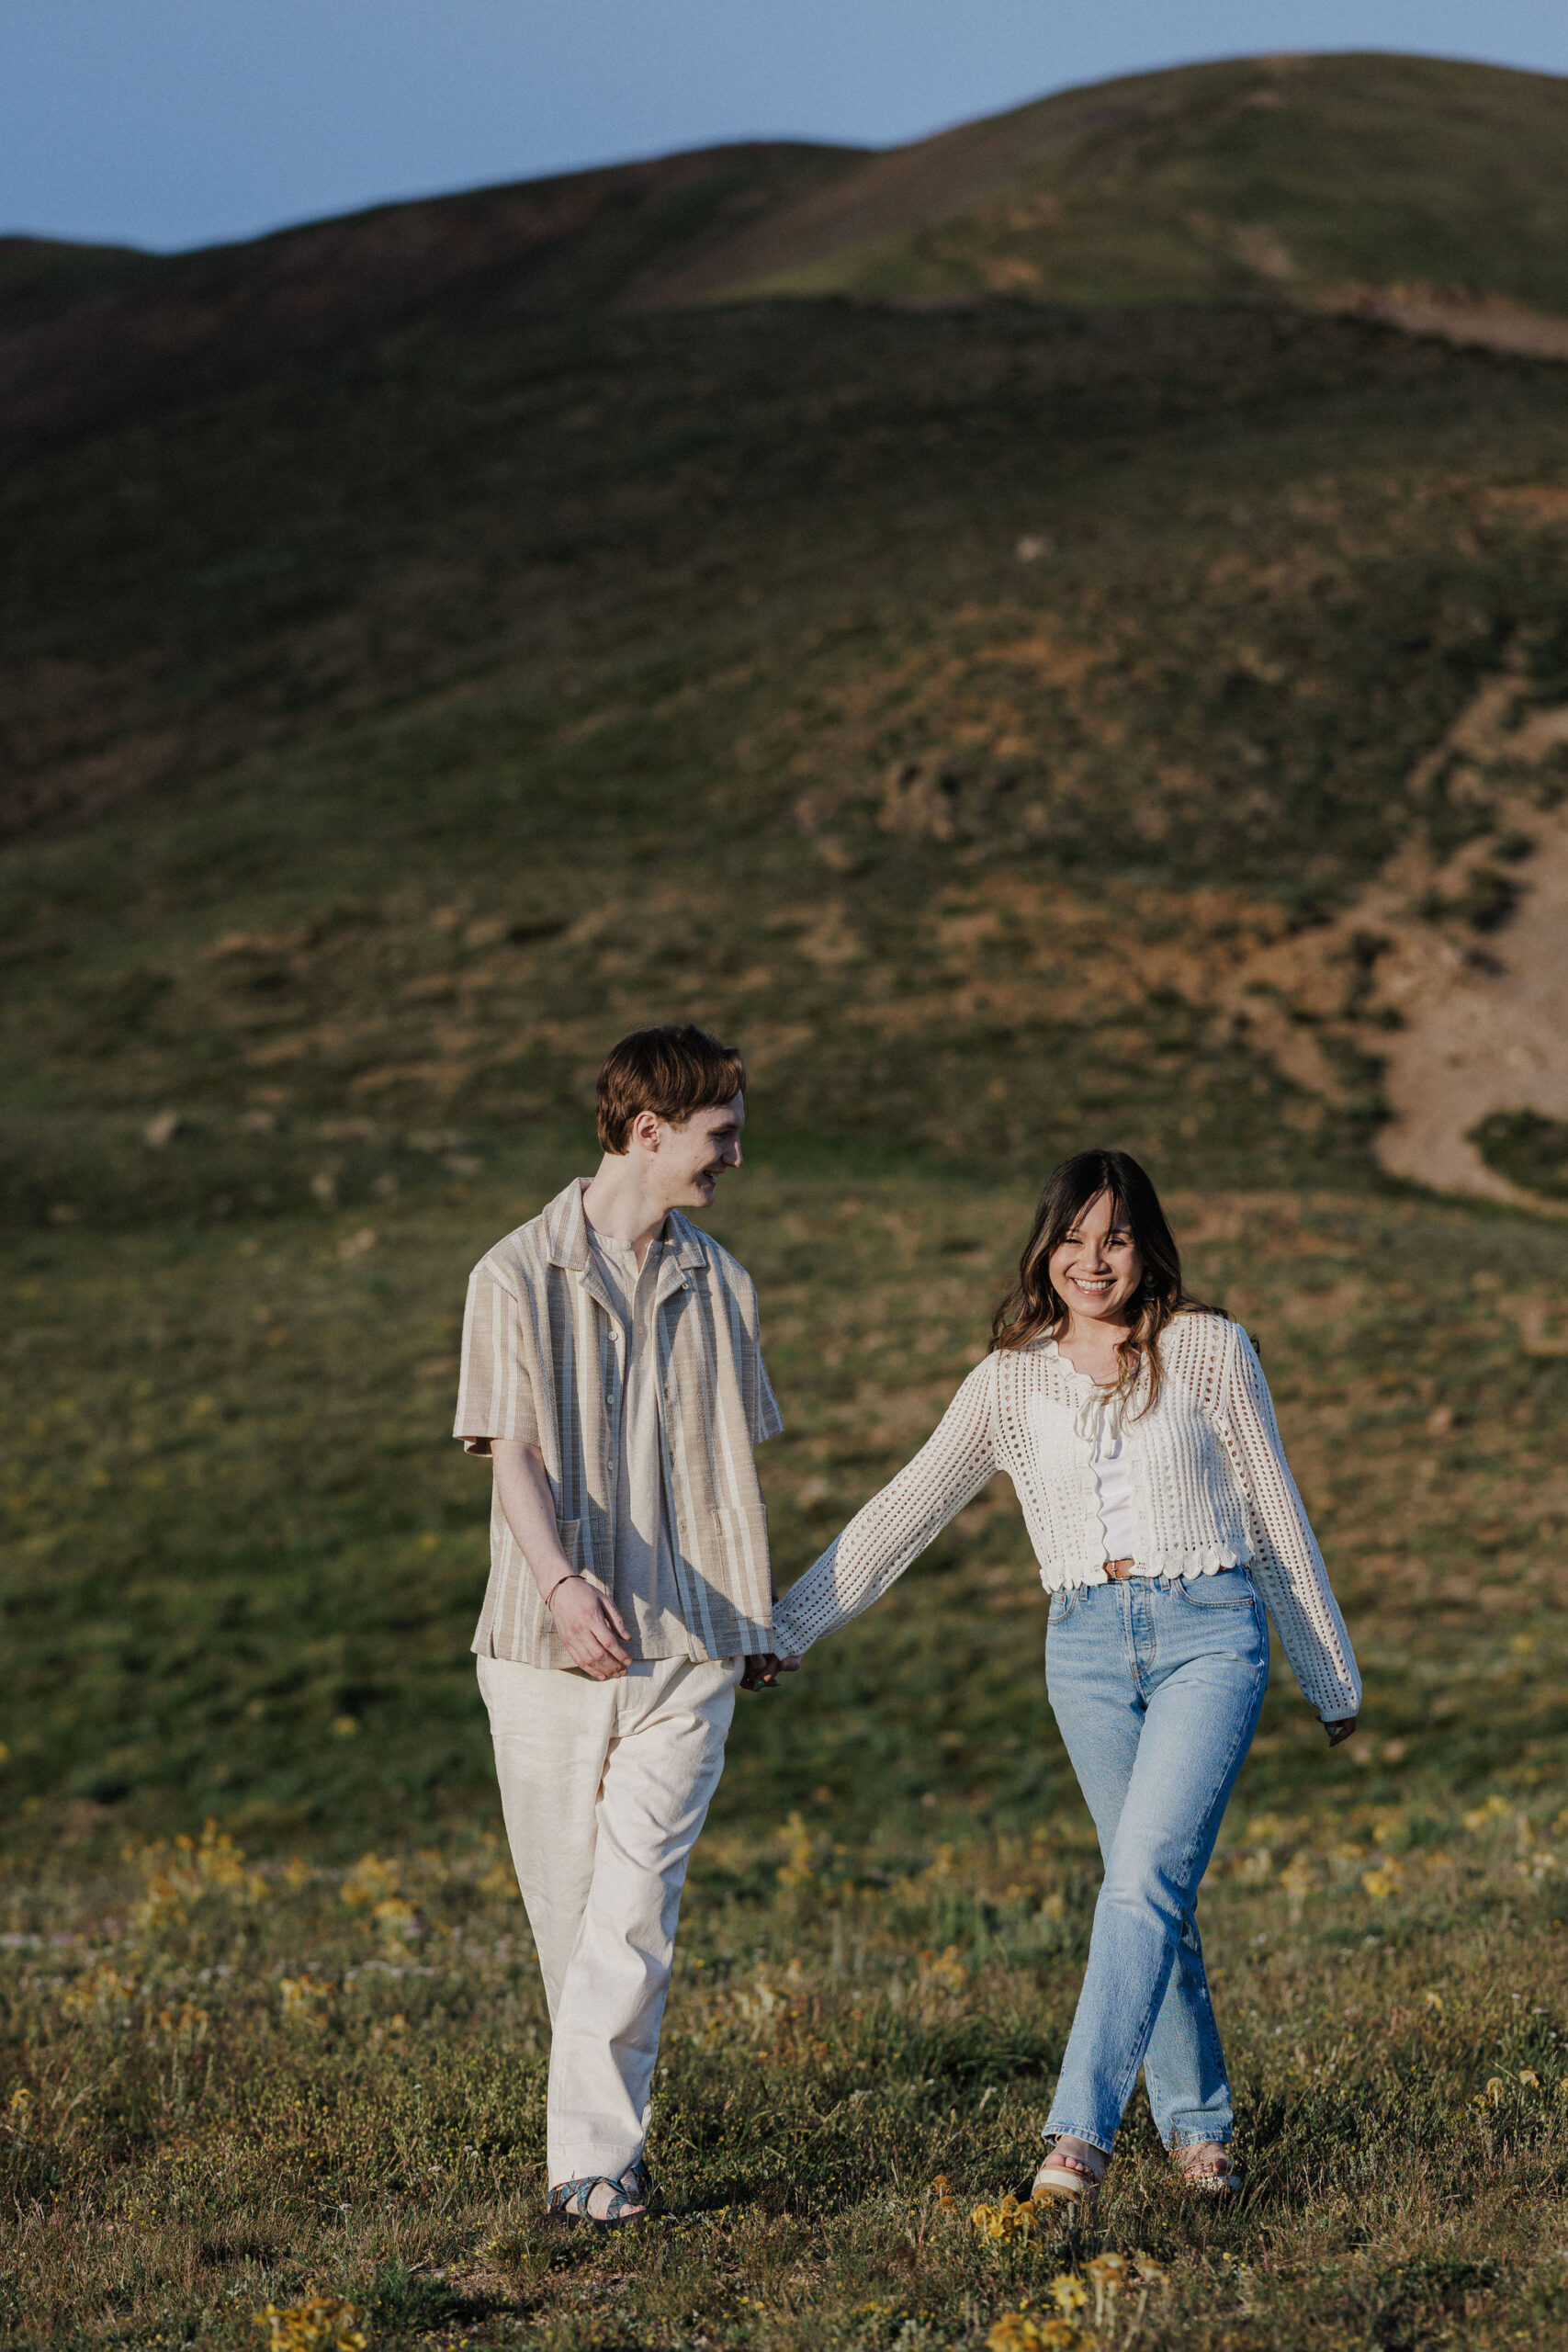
1171, 2140, 1239, 2194
1032, 2135, 1108, 2212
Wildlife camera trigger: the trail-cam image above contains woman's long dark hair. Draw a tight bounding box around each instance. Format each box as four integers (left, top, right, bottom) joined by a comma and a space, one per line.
990, 1148, 1216, 1412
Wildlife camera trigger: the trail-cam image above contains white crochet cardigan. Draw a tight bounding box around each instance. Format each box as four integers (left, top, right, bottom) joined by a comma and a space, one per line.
772, 1311, 1360, 1722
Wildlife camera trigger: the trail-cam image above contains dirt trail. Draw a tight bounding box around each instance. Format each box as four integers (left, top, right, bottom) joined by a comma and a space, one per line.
1215, 675, 1568, 1208
1322, 288, 1568, 364
1369, 809, 1568, 1203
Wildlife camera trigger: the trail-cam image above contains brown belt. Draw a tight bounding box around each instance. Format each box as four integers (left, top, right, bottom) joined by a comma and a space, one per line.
1100, 1559, 1235, 1581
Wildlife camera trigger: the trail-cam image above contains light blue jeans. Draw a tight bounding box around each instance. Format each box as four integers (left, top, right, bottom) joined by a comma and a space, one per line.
1043, 1570, 1269, 2154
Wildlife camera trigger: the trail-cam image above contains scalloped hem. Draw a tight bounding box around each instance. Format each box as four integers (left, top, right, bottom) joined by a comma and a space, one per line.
1043, 1548, 1250, 1589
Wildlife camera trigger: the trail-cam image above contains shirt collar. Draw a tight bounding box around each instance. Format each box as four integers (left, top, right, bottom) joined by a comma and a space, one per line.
543, 1177, 706, 1277
543, 1177, 593, 1272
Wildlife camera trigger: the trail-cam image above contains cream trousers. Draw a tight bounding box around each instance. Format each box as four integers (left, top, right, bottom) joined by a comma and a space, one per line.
477, 1651, 739, 2188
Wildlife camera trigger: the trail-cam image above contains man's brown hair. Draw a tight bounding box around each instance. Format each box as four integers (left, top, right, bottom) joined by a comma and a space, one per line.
596, 1024, 746, 1155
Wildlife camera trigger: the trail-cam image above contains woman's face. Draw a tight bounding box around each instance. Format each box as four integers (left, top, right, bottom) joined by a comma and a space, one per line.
1047, 1188, 1145, 1327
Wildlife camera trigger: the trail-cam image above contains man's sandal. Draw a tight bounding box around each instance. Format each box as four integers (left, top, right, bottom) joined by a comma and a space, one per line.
547, 2162, 655, 2226
1172, 2142, 1240, 2195
1032, 2137, 1107, 2217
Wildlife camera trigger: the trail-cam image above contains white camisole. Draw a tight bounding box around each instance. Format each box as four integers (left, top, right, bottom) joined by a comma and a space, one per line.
1087, 1394, 1136, 1561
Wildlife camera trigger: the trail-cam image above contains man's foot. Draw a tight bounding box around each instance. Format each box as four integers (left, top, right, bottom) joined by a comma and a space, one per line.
547, 2164, 652, 2225
1171, 2141, 1240, 2194
1032, 2135, 1108, 2213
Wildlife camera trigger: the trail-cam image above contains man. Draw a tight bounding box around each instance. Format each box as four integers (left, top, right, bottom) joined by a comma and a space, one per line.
454, 1023, 784, 2225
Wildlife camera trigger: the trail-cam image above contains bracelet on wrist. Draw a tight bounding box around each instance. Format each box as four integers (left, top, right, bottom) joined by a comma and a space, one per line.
543, 1572, 581, 1611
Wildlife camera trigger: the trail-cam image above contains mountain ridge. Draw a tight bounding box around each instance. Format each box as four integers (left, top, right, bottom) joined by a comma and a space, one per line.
0, 141, 861, 454
640, 51, 1568, 313
8, 52, 1568, 457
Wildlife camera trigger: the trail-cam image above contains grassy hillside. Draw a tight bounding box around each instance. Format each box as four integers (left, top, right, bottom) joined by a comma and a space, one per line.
6, 63, 1568, 2346
0, 142, 862, 451
6, 292, 1568, 1227
662, 53, 1568, 322
6, 1163, 1568, 1845
7, 1167, 1568, 2346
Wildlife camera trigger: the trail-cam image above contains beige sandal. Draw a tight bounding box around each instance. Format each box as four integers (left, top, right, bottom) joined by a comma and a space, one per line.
1032, 2136, 1107, 2216
1172, 2141, 1240, 2194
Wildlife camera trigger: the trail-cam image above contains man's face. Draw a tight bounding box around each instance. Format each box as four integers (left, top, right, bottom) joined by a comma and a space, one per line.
655, 1094, 744, 1209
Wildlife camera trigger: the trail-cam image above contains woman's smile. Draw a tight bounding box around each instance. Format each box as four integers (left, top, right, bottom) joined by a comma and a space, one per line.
1048, 1190, 1145, 1331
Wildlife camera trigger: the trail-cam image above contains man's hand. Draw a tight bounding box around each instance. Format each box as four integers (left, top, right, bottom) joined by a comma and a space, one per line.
741, 1651, 801, 1691
549, 1577, 633, 1679
488, 1442, 630, 1677
1324, 1715, 1357, 1747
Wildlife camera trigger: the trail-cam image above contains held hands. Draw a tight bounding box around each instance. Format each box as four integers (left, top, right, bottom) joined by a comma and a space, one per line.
544, 1574, 802, 1690
1324, 1715, 1358, 1747
547, 1576, 633, 1679
741, 1652, 802, 1692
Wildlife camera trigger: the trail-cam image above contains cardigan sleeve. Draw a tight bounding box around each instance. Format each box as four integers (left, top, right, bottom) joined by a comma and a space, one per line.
771, 1356, 999, 1656
1223, 1327, 1361, 1720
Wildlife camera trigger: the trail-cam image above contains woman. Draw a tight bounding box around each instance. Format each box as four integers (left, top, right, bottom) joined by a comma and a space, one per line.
769, 1149, 1359, 2206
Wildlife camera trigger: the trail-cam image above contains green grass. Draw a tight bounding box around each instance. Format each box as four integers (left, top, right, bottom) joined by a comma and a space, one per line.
7, 1160, 1568, 1856
6, 1157, 1568, 2344
6, 1670, 1568, 2349
1472, 1111, 1568, 1200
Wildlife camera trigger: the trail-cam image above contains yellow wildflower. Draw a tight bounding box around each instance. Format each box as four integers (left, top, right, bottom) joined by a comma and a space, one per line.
971, 2194, 1040, 2245
254, 2296, 366, 2352
151, 1999, 209, 2052
128, 1818, 265, 1929
919, 1945, 969, 1995
1278, 1852, 1314, 1904
986, 2317, 1077, 2351
61, 1965, 139, 2023
279, 1976, 334, 2026
371, 1896, 418, 1942
1086, 2252, 1129, 2324
340, 1854, 400, 1908
775, 1812, 815, 1888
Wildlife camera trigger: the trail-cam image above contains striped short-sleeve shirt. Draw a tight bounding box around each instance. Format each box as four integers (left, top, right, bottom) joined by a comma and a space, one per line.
455, 1177, 782, 1668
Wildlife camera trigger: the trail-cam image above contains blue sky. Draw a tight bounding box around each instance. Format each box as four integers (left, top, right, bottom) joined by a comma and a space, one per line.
6, 0, 1568, 254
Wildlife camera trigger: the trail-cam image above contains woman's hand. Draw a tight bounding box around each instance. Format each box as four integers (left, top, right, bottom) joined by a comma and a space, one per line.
548, 1577, 633, 1679
1323, 1715, 1357, 1747
741, 1652, 801, 1691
